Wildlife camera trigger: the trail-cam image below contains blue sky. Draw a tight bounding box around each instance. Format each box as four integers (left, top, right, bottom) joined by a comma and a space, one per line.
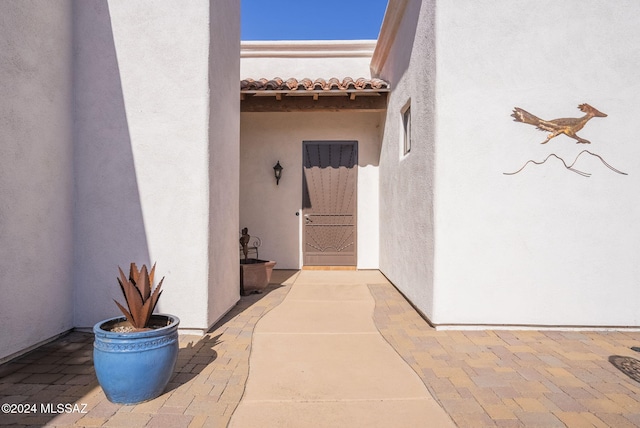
241, 0, 389, 41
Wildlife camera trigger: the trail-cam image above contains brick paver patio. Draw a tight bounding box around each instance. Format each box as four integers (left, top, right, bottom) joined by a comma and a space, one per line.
1, 270, 640, 427
369, 283, 640, 427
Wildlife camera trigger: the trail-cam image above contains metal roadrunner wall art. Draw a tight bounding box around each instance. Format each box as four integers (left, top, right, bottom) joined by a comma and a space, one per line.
505, 103, 627, 177
511, 103, 607, 145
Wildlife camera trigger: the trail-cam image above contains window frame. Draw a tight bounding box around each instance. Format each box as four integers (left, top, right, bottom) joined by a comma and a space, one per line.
401, 101, 411, 156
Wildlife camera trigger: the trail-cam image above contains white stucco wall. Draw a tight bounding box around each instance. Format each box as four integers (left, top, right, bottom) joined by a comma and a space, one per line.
74, 0, 239, 331
377, 0, 437, 320
0, 1, 74, 361
208, 0, 241, 327
431, 0, 640, 327
240, 112, 383, 269
241, 41, 375, 79
379, 0, 640, 327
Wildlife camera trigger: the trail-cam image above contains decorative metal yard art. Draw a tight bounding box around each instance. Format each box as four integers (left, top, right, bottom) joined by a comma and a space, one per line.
239, 228, 275, 295
240, 228, 251, 261
93, 263, 179, 404
114, 263, 163, 330
506, 103, 627, 177
511, 103, 607, 145
504, 150, 627, 177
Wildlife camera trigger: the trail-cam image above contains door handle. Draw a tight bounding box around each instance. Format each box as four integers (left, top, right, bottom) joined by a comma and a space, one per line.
304, 214, 312, 224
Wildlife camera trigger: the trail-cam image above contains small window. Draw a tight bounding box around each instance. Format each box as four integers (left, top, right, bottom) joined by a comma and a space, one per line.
402, 103, 411, 155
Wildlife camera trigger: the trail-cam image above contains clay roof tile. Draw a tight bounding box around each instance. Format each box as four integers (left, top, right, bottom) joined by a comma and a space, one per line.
284, 78, 299, 90
328, 77, 341, 90
312, 78, 327, 90
240, 77, 389, 92
264, 77, 283, 90
299, 78, 314, 90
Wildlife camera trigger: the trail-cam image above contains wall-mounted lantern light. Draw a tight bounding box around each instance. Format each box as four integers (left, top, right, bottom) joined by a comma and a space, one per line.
273, 161, 283, 185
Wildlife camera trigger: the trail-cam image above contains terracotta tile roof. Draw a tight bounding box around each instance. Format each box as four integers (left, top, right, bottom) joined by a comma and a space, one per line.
241, 77, 389, 92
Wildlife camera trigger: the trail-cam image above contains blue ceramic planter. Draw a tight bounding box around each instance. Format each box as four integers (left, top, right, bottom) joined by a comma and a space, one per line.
93, 314, 179, 404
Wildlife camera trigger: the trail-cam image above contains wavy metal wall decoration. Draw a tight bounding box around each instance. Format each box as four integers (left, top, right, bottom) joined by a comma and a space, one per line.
504, 150, 627, 177
506, 103, 627, 177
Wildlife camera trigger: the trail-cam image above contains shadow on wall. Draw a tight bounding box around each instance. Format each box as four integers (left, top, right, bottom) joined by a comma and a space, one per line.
302, 141, 358, 210
73, 1, 150, 327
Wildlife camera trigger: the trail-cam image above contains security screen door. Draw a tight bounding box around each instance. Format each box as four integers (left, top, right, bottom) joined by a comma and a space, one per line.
302, 141, 357, 266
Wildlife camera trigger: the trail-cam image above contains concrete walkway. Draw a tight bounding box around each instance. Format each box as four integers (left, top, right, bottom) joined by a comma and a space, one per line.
229, 270, 455, 428
2, 269, 640, 427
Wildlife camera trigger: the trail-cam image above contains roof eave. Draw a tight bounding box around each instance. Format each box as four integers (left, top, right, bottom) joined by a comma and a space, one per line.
370, 0, 409, 77
241, 40, 377, 59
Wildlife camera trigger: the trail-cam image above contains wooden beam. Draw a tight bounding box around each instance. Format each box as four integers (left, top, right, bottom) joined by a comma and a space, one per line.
241, 92, 388, 112
242, 89, 388, 97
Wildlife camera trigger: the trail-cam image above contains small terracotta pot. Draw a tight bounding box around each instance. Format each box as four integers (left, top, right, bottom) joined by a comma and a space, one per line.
240, 259, 276, 294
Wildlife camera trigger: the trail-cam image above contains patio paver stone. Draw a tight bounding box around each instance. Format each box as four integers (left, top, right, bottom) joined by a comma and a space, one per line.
1, 270, 640, 427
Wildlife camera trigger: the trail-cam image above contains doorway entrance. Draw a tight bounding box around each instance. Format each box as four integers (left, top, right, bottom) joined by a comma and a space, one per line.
302, 141, 357, 266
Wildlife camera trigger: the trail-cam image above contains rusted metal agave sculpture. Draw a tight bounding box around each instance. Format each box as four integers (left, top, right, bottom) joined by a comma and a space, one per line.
94, 262, 178, 404
114, 263, 164, 330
